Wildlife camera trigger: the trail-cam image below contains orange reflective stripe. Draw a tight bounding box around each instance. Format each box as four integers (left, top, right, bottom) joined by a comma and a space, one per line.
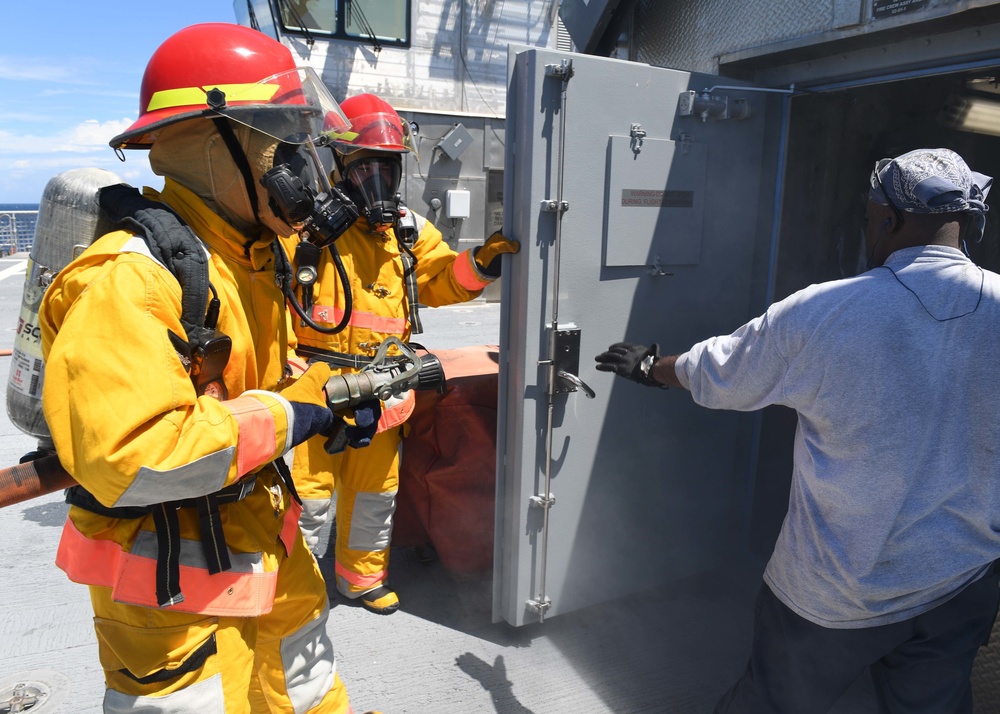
223, 395, 280, 475
56, 517, 119, 588
56, 518, 278, 617
309, 305, 407, 334
335, 560, 386, 589
287, 355, 309, 377
114, 553, 277, 617
377, 390, 415, 432
281, 498, 303, 555
452, 249, 492, 292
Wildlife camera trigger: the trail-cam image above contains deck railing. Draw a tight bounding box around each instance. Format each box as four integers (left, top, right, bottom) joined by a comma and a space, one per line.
0, 210, 37, 255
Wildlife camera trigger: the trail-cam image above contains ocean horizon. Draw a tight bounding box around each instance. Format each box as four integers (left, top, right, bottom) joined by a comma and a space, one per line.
0, 204, 39, 211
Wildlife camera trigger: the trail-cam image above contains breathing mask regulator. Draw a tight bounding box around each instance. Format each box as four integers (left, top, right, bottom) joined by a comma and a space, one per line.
259, 136, 363, 334
257, 147, 363, 335
266, 148, 414, 335
262, 92, 422, 338
261, 141, 358, 248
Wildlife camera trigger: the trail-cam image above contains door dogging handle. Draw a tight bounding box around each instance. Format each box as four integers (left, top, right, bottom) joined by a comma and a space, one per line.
557, 370, 596, 398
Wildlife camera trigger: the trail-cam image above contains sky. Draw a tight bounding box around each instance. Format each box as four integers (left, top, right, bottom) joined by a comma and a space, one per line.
0, 1, 241, 204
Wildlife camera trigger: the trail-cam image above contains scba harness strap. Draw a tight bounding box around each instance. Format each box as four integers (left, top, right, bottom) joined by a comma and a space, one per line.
395, 207, 423, 335
98, 184, 213, 349
65, 476, 258, 607
63, 185, 297, 608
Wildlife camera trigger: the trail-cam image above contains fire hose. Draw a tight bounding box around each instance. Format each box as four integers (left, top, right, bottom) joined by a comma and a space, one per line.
0, 337, 443, 509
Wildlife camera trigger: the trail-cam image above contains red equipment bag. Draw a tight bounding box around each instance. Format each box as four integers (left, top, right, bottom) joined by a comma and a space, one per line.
394, 345, 499, 572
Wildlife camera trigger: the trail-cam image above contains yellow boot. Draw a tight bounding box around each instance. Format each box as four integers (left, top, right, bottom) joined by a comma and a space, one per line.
360, 586, 399, 615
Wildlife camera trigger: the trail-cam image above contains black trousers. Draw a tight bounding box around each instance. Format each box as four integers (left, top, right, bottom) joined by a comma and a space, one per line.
716, 567, 1000, 714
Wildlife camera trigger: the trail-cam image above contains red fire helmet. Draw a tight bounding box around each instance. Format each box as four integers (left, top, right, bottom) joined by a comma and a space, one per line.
110, 23, 348, 150
325, 93, 418, 160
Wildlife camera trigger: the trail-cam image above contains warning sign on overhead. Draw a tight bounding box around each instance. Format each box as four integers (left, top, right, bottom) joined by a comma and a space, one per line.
873, 0, 928, 18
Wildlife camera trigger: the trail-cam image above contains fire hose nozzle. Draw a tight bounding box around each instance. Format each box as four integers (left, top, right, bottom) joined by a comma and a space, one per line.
322, 345, 447, 411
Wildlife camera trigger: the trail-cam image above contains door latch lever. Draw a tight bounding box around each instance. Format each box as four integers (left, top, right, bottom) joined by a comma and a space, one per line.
557, 370, 596, 398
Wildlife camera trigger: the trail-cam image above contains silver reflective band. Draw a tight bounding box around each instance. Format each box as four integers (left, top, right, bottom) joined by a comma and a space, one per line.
114, 448, 235, 508
280, 605, 337, 714
104, 672, 225, 713
348, 490, 396, 551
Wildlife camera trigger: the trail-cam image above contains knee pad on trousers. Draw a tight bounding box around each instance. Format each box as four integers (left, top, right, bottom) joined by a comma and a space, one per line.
104, 674, 226, 713
280, 606, 337, 714
299, 498, 334, 552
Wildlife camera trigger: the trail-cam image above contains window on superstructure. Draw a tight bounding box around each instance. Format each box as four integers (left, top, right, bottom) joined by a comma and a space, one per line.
344, 0, 407, 44
277, 0, 411, 48
278, 0, 336, 34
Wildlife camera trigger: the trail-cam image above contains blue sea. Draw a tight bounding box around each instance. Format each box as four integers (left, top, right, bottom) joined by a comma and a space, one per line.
0, 204, 39, 211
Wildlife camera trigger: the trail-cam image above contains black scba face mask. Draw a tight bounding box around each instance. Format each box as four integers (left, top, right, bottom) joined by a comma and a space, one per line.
261, 141, 358, 246
343, 155, 403, 228
265, 141, 321, 223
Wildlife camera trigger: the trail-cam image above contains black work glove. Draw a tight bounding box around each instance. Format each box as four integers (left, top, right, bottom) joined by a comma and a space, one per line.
594, 342, 667, 388
344, 399, 382, 448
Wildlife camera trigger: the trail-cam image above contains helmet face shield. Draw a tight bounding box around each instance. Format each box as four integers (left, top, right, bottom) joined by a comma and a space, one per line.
327, 102, 418, 159
221, 67, 349, 146
111, 23, 352, 151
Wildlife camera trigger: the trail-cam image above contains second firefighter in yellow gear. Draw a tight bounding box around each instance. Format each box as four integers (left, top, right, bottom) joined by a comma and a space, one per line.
284, 93, 518, 615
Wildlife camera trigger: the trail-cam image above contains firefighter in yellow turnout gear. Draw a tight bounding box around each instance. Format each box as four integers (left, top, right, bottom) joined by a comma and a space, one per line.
284, 93, 518, 614
38, 23, 379, 714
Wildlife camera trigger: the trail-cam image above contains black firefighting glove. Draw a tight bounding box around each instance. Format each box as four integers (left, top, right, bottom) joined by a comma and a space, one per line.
324, 399, 383, 454
594, 342, 668, 389
345, 399, 381, 448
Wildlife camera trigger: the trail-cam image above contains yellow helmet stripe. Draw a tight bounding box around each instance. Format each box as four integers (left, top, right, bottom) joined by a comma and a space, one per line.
146, 83, 281, 112
326, 130, 359, 141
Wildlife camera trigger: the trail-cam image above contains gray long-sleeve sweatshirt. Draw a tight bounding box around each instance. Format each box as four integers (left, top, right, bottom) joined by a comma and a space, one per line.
676, 245, 1000, 628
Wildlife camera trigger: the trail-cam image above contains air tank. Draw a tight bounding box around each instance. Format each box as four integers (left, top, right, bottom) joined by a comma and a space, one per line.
6, 168, 122, 441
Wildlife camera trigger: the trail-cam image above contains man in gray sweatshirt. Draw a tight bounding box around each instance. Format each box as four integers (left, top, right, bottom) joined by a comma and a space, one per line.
596, 148, 997, 714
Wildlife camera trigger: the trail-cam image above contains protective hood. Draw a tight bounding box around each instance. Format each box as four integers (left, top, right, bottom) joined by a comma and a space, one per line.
148, 118, 300, 241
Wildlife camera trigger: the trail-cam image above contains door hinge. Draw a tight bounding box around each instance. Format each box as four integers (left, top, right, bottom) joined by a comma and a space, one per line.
529, 493, 556, 510
541, 199, 569, 213
630, 123, 646, 153
526, 595, 552, 615
545, 59, 574, 82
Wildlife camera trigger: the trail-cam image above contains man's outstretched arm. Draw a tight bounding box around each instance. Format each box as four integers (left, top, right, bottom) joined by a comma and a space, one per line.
594, 342, 687, 390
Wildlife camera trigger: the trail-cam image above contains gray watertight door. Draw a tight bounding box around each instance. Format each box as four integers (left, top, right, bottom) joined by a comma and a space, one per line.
493, 48, 785, 626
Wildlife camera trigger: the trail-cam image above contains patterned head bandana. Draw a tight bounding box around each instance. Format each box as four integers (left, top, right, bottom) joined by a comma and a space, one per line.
870, 148, 992, 241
